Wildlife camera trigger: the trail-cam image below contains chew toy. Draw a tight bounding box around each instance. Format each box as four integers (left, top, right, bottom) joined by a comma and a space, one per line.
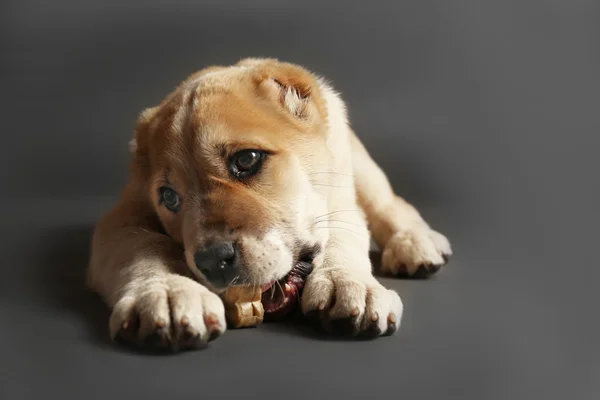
221, 261, 314, 329
222, 285, 265, 328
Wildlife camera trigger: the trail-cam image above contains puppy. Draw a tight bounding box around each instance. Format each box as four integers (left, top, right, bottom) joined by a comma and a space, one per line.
87, 58, 452, 351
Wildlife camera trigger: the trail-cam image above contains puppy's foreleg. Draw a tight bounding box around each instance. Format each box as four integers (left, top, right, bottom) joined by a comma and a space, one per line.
87, 193, 225, 351
301, 146, 402, 337
349, 130, 452, 278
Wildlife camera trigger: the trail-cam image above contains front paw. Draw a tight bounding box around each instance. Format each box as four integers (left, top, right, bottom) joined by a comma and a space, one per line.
382, 227, 452, 278
301, 268, 403, 338
109, 275, 226, 352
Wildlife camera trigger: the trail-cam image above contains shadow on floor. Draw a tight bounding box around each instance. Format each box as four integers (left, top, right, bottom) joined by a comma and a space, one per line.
370, 250, 385, 277
33, 224, 114, 350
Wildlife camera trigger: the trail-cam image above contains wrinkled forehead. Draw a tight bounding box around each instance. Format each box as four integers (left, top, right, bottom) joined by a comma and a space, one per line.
192, 92, 294, 151
151, 73, 296, 173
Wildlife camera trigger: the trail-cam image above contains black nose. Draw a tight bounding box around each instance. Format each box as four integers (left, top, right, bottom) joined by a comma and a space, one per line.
194, 242, 238, 288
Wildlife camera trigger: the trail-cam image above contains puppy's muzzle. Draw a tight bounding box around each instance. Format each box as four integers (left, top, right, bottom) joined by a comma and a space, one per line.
194, 241, 239, 288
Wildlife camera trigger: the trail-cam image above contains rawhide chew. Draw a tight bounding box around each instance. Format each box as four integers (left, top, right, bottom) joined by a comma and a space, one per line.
222, 285, 264, 329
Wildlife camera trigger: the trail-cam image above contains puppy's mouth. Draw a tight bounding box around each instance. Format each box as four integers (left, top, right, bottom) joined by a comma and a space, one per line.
260, 261, 313, 320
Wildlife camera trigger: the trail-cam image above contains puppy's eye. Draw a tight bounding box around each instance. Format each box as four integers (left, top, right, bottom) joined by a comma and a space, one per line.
229, 150, 266, 179
159, 187, 181, 212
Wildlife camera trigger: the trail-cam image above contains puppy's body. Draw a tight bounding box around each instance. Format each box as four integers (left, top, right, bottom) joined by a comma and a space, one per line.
88, 58, 452, 350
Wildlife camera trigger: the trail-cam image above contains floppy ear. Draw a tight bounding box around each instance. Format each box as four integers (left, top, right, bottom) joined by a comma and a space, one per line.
128, 107, 157, 154
252, 61, 326, 124
126, 106, 159, 185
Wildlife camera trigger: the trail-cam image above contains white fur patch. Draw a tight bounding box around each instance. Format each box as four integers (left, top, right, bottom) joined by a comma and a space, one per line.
261, 229, 294, 280
235, 228, 294, 284
282, 86, 307, 117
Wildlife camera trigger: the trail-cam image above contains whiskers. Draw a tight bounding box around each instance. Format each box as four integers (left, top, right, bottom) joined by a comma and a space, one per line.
311, 183, 354, 188
229, 275, 241, 286
310, 209, 369, 247
313, 219, 365, 228
274, 280, 284, 301
312, 225, 365, 241
308, 171, 354, 177
312, 209, 363, 224
309, 170, 354, 189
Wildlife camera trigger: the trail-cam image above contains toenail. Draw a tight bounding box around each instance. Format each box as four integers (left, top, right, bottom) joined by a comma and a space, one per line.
385, 323, 397, 336
208, 329, 222, 342
180, 316, 189, 327
204, 313, 219, 326
388, 313, 396, 324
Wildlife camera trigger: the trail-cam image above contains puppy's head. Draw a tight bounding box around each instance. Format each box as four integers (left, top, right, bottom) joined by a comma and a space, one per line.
131, 59, 334, 292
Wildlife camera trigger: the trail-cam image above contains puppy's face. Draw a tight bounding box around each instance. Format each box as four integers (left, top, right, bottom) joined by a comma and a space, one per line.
132, 60, 331, 291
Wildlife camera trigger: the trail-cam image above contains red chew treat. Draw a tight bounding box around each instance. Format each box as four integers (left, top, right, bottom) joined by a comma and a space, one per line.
261, 261, 314, 321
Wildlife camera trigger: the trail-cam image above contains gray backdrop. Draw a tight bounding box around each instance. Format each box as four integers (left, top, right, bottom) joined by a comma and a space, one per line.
2, 1, 599, 399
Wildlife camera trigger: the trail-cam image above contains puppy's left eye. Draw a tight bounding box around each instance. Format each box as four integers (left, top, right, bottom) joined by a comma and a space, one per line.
159, 187, 181, 212
229, 150, 266, 179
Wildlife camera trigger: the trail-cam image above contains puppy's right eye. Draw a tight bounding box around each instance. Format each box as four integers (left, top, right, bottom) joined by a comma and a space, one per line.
229, 150, 267, 180
159, 187, 181, 212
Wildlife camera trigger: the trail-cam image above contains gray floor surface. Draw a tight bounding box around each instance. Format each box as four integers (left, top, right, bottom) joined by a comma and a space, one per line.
2, 1, 599, 399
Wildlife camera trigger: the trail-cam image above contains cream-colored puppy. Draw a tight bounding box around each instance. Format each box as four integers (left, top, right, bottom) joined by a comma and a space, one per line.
87, 58, 452, 351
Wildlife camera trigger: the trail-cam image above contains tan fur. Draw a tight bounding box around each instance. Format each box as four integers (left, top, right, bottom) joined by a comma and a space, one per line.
88, 58, 452, 350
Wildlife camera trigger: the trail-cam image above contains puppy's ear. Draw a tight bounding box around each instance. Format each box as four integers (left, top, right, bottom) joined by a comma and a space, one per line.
129, 106, 157, 154
127, 106, 158, 182
253, 62, 326, 123
270, 77, 311, 118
